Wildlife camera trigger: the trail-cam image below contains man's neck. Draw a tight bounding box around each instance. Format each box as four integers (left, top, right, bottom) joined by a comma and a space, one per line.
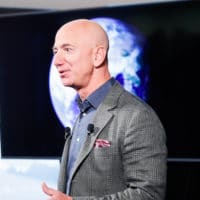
78, 76, 111, 101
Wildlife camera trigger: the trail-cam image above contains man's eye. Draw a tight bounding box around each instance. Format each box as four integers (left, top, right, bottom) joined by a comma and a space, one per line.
64, 48, 73, 53
53, 50, 57, 55
52, 48, 57, 55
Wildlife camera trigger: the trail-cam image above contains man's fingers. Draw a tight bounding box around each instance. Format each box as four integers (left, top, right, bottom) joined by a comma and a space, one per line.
42, 182, 72, 200
42, 182, 56, 196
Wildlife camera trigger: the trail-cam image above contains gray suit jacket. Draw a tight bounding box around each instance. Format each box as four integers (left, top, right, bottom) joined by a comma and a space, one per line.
58, 81, 167, 200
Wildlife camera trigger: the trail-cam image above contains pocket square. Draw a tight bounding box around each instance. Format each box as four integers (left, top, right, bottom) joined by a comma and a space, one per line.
94, 139, 111, 148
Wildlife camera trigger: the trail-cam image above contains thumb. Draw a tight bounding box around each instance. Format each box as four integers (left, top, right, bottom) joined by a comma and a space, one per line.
42, 182, 56, 196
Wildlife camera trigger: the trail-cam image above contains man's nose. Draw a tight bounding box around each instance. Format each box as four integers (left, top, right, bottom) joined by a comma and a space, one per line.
53, 51, 65, 67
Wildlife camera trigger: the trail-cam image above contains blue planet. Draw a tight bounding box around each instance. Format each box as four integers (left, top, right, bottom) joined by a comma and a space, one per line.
49, 17, 148, 128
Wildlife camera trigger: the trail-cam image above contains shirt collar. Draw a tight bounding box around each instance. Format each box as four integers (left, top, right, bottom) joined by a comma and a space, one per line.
76, 77, 115, 110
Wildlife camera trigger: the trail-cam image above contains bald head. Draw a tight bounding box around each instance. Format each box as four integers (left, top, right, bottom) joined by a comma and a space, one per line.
56, 19, 109, 52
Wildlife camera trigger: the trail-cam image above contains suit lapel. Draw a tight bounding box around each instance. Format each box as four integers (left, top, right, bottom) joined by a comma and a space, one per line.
69, 81, 124, 182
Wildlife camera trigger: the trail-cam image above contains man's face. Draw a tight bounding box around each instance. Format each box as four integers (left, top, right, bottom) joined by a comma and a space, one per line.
52, 25, 94, 90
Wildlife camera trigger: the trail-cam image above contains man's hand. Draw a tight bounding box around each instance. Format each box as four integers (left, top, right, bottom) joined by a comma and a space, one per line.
42, 182, 72, 200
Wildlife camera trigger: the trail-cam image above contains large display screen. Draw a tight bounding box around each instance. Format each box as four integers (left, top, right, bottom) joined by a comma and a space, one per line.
49, 16, 148, 129
0, 1, 200, 158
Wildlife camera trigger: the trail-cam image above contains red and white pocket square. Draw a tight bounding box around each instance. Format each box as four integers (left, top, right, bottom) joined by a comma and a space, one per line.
94, 139, 111, 148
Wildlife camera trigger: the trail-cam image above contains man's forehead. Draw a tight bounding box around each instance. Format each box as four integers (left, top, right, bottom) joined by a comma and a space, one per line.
56, 27, 75, 38
54, 28, 78, 45
55, 29, 94, 47
55, 24, 84, 43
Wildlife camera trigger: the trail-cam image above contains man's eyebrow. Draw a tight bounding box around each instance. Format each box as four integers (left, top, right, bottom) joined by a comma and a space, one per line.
52, 43, 74, 50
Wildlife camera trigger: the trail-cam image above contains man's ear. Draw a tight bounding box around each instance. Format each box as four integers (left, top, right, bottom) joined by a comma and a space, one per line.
93, 46, 107, 68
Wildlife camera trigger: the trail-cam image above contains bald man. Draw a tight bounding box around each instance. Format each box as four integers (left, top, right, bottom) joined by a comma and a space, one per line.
42, 19, 167, 200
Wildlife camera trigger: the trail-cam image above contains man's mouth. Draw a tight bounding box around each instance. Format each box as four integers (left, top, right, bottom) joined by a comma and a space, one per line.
59, 70, 70, 78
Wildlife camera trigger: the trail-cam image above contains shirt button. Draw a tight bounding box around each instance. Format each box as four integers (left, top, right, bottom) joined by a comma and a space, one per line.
77, 138, 80, 142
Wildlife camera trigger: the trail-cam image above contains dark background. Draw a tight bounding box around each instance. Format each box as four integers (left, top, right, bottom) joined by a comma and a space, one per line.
0, 1, 200, 199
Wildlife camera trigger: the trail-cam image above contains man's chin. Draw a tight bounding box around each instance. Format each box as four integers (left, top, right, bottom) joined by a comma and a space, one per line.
62, 80, 73, 88
60, 79, 69, 86
63, 82, 71, 87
